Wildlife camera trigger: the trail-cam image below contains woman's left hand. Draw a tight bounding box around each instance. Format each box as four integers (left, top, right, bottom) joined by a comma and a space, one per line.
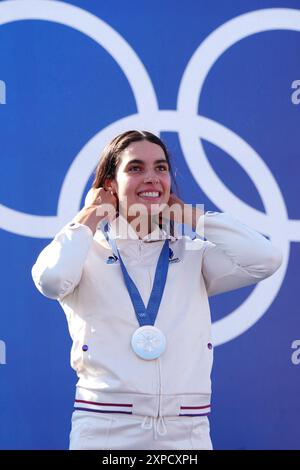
158, 192, 186, 225
159, 193, 204, 228
167, 192, 185, 210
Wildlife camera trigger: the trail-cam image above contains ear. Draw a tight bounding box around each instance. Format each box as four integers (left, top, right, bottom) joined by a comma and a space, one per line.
104, 178, 113, 190
104, 178, 118, 196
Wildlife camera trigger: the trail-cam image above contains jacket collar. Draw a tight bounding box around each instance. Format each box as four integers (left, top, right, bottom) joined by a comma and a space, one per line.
94, 213, 179, 243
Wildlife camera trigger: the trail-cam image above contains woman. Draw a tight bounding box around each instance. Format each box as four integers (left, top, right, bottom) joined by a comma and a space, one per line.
32, 130, 282, 450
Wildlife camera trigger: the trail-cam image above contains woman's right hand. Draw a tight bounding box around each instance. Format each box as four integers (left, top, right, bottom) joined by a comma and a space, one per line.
84, 187, 117, 211
71, 187, 118, 235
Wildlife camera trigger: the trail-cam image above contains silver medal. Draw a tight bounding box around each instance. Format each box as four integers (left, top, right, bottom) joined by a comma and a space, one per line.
131, 325, 167, 360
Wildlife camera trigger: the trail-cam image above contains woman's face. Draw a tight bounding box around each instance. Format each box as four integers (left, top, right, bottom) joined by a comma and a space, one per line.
108, 140, 171, 219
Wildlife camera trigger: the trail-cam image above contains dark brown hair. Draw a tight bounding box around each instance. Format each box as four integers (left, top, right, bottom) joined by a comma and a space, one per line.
92, 130, 178, 194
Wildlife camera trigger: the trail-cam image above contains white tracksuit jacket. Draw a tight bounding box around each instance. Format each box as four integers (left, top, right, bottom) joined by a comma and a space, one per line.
31, 211, 282, 421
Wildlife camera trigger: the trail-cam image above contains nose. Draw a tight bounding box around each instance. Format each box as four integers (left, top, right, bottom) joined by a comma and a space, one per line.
143, 174, 159, 184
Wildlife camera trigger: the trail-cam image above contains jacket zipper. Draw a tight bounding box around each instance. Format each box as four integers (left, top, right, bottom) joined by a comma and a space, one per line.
140, 239, 162, 417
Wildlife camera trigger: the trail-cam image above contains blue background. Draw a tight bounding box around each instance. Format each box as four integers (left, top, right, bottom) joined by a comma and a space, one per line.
0, 0, 299, 449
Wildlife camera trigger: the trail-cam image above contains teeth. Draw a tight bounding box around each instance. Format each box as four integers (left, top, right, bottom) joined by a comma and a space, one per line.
139, 192, 160, 198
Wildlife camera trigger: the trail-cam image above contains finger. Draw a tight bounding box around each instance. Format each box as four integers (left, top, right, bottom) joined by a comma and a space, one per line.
84, 188, 96, 206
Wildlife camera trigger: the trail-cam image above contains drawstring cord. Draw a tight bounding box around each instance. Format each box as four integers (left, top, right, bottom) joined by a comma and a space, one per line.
141, 416, 167, 439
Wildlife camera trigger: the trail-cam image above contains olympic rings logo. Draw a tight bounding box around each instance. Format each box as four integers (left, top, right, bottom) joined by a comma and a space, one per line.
0, 0, 298, 346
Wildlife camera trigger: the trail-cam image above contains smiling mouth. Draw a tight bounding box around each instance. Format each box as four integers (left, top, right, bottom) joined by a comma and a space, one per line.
137, 191, 162, 200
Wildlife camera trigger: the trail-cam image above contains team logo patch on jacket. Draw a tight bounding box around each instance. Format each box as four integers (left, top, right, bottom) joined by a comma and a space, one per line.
169, 248, 180, 263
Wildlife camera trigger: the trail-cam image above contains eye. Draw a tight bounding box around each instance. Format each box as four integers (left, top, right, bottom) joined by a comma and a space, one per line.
128, 165, 142, 172
157, 165, 169, 172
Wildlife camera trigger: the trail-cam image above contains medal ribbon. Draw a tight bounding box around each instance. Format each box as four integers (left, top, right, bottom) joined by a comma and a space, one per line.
100, 220, 170, 327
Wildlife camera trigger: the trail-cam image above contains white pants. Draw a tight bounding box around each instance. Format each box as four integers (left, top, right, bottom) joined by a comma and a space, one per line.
69, 410, 213, 450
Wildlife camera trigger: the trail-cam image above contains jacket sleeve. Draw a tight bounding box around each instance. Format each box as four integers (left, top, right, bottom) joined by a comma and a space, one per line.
198, 212, 283, 297
31, 222, 94, 300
